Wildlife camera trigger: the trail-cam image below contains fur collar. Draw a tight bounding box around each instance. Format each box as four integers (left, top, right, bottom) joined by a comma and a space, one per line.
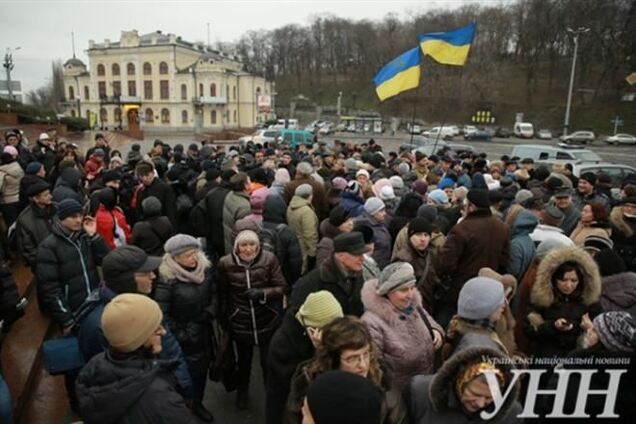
610, 206, 634, 237
360, 279, 422, 326
531, 247, 601, 308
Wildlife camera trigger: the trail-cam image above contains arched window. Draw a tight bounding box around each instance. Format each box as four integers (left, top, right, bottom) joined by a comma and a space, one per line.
181, 110, 188, 124
180, 84, 187, 100
198, 83, 203, 97
233, 86, 237, 100
145, 108, 154, 123
68, 86, 75, 100
143, 62, 152, 75
159, 62, 168, 75
233, 110, 237, 123
97, 64, 105, 76
84, 86, 89, 100
256, 86, 261, 95
211, 110, 217, 124
112, 63, 120, 76
114, 107, 122, 123
210, 83, 216, 97
70, 110, 76, 117
127, 63, 135, 75
100, 107, 108, 124
161, 108, 170, 124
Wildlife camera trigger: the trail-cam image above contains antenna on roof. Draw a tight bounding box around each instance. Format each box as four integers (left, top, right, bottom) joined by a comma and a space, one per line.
71, 31, 76, 58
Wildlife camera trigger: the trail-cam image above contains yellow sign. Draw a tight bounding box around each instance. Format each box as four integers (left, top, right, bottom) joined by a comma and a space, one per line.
626, 72, 636, 86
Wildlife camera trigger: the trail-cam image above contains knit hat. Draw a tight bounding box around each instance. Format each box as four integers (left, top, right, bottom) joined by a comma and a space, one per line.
102, 170, 122, 184
579, 172, 597, 185
389, 175, 404, 189
295, 183, 313, 198
141, 196, 162, 217
457, 277, 505, 320
25, 179, 50, 198
25, 162, 43, 175
438, 177, 455, 190
412, 180, 428, 195
93, 148, 105, 157
102, 246, 162, 292
536, 238, 570, 260
376, 262, 416, 296
594, 311, 636, 352
453, 186, 468, 202
101, 293, 163, 353
417, 204, 438, 222
297, 161, 313, 176
3, 145, 18, 157
467, 189, 490, 209
345, 158, 358, 171
541, 205, 564, 227
379, 185, 395, 200
57, 199, 83, 220
428, 189, 448, 205
397, 162, 410, 176
164, 234, 201, 256
329, 206, 350, 227
364, 197, 385, 215
345, 180, 361, 196
356, 169, 370, 180
295, 291, 344, 328
234, 229, 260, 247
274, 168, 291, 184
331, 177, 348, 191
583, 235, 614, 253
515, 189, 533, 204
408, 217, 434, 238
307, 370, 383, 424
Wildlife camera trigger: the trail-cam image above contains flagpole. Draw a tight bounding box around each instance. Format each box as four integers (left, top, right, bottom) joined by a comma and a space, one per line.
409, 93, 418, 149
432, 67, 463, 156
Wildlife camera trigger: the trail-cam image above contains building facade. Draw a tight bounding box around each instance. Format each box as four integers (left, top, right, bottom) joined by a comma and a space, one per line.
62, 30, 273, 133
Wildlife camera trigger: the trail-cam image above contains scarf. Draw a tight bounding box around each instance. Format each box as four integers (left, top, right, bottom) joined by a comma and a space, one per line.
164, 254, 207, 284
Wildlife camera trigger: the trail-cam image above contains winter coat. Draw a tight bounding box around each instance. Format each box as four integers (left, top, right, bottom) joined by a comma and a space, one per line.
130, 216, 173, 256
340, 191, 366, 217
572, 190, 610, 213
290, 255, 365, 317
35, 220, 109, 327
95, 205, 131, 250
222, 190, 251, 254
246, 187, 271, 223
507, 210, 538, 281
404, 333, 522, 424
76, 352, 195, 424
0, 160, 24, 204
84, 156, 104, 180
31, 142, 56, 177
393, 244, 438, 312
387, 193, 424, 246
600, 272, 636, 316
439, 209, 510, 304
284, 176, 328, 220
16, 203, 56, 267
52, 167, 82, 204
558, 203, 580, 236
530, 224, 575, 247
287, 196, 319, 265
610, 207, 636, 271
217, 247, 287, 345
315, 218, 341, 266
136, 177, 177, 226
266, 313, 315, 424
392, 227, 445, 269
190, 185, 230, 260
569, 221, 611, 247
361, 280, 443, 390
356, 212, 392, 269
262, 194, 302, 286
525, 247, 602, 358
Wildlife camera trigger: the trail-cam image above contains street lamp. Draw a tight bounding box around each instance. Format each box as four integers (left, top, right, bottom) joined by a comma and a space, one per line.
3, 47, 21, 101
563, 27, 589, 136
337, 91, 343, 117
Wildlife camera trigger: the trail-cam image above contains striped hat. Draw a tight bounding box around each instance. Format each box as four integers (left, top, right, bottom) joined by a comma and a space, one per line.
594, 311, 635, 352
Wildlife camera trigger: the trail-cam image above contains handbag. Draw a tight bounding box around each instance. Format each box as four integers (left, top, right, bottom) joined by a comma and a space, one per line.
42, 335, 85, 375
208, 327, 239, 392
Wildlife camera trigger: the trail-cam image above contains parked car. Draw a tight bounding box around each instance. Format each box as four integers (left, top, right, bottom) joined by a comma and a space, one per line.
513, 122, 535, 138
409, 124, 422, 134
422, 126, 455, 140
573, 163, 636, 188
605, 133, 636, 145
511, 144, 602, 164
346, 123, 356, 132
537, 129, 552, 140
464, 127, 493, 141
495, 127, 512, 138
462, 125, 478, 137
277, 129, 315, 147
448, 143, 476, 155
318, 123, 335, 135
239, 129, 280, 144
560, 130, 595, 144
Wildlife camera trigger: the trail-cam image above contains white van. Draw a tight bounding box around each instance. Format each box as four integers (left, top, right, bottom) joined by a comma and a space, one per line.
287, 119, 299, 130
422, 126, 455, 140
514, 122, 534, 138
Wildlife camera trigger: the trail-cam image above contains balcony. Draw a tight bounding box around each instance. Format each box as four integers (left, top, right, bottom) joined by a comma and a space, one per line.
192, 96, 227, 105
119, 95, 142, 104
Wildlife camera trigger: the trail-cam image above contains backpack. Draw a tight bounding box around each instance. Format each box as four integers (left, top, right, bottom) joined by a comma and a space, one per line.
260, 223, 285, 257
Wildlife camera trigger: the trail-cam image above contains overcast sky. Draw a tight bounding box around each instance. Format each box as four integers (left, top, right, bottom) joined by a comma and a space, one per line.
1, 0, 500, 95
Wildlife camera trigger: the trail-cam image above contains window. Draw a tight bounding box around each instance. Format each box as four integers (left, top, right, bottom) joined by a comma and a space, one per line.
556, 152, 573, 160
181, 110, 188, 124
210, 83, 216, 97
143, 62, 152, 75
128, 81, 136, 97
233, 110, 237, 123
86, 110, 90, 120
256, 86, 261, 94
97, 64, 105, 76
100, 107, 108, 124
112, 63, 120, 76
144, 81, 153, 100
70, 110, 76, 117
233, 86, 236, 100
211, 110, 217, 124
112, 81, 121, 97
226, 85, 229, 99
98, 81, 107, 98
161, 108, 170, 124
68, 86, 75, 100
180, 84, 187, 100
199, 83, 203, 97
114, 107, 122, 123
145, 108, 154, 123
160, 80, 169, 100
159, 62, 168, 74
127, 63, 135, 75
84, 86, 89, 100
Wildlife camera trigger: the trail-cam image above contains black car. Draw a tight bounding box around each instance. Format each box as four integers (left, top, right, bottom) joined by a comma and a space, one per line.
464, 128, 493, 141
495, 127, 511, 138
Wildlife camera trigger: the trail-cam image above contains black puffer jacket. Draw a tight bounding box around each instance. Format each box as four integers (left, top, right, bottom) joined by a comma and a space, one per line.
130, 208, 173, 257
52, 167, 83, 204
76, 352, 195, 424
35, 220, 109, 327
217, 246, 287, 345
262, 194, 303, 286
190, 185, 230, 261
15, 203, 56, 267
136, 177, 177, 226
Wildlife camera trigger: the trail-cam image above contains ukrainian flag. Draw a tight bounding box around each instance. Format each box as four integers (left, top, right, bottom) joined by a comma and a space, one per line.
373, 47, 421, 101
418, 23, 476, 66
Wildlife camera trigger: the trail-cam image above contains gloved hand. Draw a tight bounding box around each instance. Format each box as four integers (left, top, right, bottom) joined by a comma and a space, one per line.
244, 288, 265, 303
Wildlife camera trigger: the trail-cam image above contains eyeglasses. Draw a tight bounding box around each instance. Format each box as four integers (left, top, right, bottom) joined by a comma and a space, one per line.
340, 349, 370, 366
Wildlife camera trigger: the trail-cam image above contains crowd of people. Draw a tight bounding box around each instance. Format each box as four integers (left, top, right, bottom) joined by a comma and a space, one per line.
0, 127, 635, 423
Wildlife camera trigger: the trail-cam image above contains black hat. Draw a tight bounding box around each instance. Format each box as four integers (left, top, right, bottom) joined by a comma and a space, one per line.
579, 172, 597, 185
57, 199, 83, 220
541, 205, 564, 226
368, 153, 385, 169
329, 206, 350, 227
554, 187, 572, 198
545, 176, 563, 191
333, 232, 369, 255
488, 189, 505, 204
94, 133, 105, 141
102, 170, 122, 184
26, 179, 51, 198
467, 189, 490, 209
102, 246, 162, 294
622, 196, 636, 206
353, 223, 374, 245
521, 158, 534, 164
408, 217, 434, 238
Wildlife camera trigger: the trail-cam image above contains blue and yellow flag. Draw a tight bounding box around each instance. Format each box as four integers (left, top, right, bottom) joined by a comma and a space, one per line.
373, 47, 421, 101
418, 23, 476, 66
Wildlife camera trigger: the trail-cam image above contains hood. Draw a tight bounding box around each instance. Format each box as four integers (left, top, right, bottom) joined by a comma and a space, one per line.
360, 279, 422, 326
76, 354, 173, 424
428, 333, 520, 421
394, 192, 424, 219
531, 247, 601, 308
610, 206, 634, 238
58, 167, 82, 189
601, 272, 636, 310
231, 217, 261, 245
319, 218, 340, 239
289, 195, 312, 210
0, 160, 24, 177
511, 209, 539, 238
263, 193, 287, 223
250, 187, 271, 215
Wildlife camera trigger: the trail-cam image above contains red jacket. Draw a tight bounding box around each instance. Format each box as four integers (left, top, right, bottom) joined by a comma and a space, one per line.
95, 205, 131, 250
84, 157, 104, 181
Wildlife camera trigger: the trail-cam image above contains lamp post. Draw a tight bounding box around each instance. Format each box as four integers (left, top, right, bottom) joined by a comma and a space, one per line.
563, 27, 589, 136
337, 91, 342, 117
3, 47, 21, 101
